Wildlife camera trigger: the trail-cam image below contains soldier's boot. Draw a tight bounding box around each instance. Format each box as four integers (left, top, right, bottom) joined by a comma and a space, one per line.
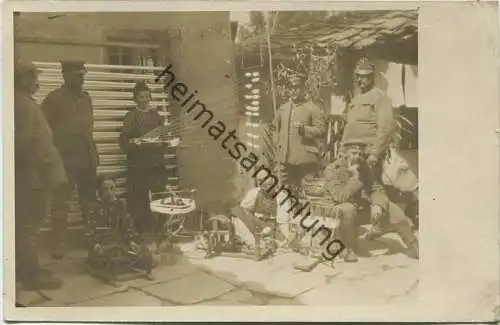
337, 204, 362, 262
343, 248, 358, 263
362, 225, 385, 241
363, 203, 387, 241
394, 222, 419, 259
23, 271, 63, 291
338, 227, 359, 263
18, 236, 62, 290
50, 213, 68, 260
50, 230, 66, 260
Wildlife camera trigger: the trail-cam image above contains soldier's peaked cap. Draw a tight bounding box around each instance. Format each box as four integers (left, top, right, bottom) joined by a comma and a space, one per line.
354, 58, 375, 75
60, 60, 87, 73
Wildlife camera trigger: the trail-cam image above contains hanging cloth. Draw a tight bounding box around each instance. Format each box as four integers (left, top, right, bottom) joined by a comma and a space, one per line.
404, 65, 418, 107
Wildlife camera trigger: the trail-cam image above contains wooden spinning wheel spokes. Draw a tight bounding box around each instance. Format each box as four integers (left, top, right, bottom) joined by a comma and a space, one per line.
163, 214, 187, 237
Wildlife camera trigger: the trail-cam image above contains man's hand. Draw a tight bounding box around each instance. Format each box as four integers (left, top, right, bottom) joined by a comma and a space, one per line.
130, 138, 142, 146
348, 163, 360, 178
294, 122, 306, 136
367, 154, 378, 167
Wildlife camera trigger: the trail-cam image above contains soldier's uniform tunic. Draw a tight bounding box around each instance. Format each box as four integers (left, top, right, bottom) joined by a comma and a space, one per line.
275, 100, 327, 194
341, 87, 396, 212
15, 87, 67, 285
41, 84, 99, 245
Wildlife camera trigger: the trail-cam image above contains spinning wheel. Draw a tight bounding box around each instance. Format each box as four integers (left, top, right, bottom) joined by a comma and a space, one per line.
150, 188, 197, 251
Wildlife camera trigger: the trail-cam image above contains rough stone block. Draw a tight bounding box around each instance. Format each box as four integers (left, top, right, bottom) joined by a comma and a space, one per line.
16, 290, 47, 306
189, 252, 331, 298
32, 300, 68, 307
355, 267, 419, 300
213, 289, 265, 305
73, 290, 163, 306
39, 274, 123, 305
300, 281, 387, 305
127, 261, 201, 288
266, 297, 303, 305
142, 272, 235, 305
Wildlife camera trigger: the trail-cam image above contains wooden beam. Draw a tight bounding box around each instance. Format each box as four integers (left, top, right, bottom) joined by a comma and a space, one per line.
16, 36, 160, 49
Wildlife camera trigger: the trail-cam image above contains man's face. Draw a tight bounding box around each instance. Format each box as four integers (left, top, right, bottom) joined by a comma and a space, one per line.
24, 73, 40, 95
346, 146, 362, 165
355, 73, 374, 93
63, 69, 85, 88
289, 80, 305, 102
100, 179, 117, 202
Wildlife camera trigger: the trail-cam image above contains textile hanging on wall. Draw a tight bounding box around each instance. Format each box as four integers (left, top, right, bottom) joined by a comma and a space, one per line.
330, 94, 345, 115
404, 65, 418, 107
373, 59, 405, 108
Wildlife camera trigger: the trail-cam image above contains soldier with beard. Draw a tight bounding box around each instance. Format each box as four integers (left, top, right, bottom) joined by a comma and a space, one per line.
322, 144, 418, 262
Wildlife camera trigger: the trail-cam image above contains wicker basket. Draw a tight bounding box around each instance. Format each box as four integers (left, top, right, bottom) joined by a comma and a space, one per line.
302, 176, 326, 198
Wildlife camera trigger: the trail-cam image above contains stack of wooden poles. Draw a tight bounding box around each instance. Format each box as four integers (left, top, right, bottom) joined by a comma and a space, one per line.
33, 62, 174, 226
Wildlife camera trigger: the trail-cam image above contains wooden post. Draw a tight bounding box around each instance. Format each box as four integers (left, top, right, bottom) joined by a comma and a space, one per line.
265, 12, 278, 117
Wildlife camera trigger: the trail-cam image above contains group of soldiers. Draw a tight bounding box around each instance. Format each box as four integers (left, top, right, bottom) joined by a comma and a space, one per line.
15, 60, 99, 290
14, 56, 418, 290
15, 60, 178, 291
238, 57, 419, 263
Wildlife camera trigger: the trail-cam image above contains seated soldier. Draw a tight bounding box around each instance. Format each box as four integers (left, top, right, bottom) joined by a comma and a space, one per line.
231, 173, 278, 251
323, 144, 418, 262
322, 143, 369, 262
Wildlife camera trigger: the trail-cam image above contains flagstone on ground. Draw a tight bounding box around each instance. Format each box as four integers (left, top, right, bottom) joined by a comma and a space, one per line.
18, 239, 419, 307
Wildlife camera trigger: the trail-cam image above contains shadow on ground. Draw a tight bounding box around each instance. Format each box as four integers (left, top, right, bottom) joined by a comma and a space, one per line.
16, 227, 418, 307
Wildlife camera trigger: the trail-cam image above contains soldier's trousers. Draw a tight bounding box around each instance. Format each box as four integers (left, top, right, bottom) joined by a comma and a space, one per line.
15, 186, 46, 282
359, 151, 389, 213
50, 168, 97, 245
334, 203, 359, 251
326, 201, 416, 252
377, 200, 418, 248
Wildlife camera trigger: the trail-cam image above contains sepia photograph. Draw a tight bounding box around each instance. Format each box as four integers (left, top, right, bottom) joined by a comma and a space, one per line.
11, 7, 420, 307
2, 0, 499, 323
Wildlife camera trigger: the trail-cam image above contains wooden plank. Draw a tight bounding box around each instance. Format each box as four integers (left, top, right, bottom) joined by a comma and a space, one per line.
36, 61, 179, 226
19, 37, 161, 49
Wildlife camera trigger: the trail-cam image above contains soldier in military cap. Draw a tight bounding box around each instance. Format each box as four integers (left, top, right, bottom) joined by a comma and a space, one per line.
275, 72, 327, 195
41, 60, 99, 259
340, 59, 418, 257
321, 143, 418, 262
14, 61, 67, 289
273, 72, 327, 246
341, 58, 396, 232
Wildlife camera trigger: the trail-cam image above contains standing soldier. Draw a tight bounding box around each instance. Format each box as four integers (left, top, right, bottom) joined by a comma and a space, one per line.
274, 73, 327, 246
342, 58, 399, 238
275, 73, 327, 194
14, 61, 68, 289
41, 61, 99, 259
